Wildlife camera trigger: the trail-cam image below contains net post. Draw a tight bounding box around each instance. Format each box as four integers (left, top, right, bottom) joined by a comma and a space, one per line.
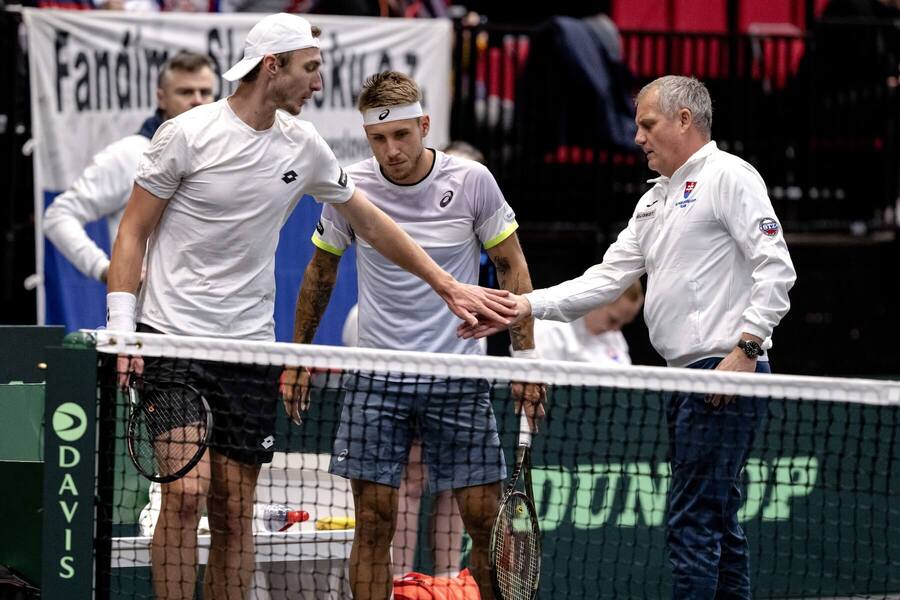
40, 333, 109, 600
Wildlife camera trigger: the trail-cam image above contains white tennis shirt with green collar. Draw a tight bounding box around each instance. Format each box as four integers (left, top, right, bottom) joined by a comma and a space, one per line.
313, 150, 518, 355
526, 141, 797, 368
134, 99, 355, 341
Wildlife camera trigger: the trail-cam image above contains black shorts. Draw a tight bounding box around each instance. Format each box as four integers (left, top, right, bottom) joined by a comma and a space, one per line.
136, 324, 280, 465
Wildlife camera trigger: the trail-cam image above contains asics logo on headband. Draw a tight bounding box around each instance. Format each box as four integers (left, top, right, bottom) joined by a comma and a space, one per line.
379, 109, 390, 120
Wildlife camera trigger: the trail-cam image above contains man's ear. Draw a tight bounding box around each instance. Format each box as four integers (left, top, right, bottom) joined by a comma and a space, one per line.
261, 54, 278, 77
421, 114, 431, 137
679, 108, 693, 131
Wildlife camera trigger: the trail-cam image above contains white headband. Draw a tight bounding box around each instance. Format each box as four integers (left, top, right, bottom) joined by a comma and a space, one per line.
362, 102, 424, 126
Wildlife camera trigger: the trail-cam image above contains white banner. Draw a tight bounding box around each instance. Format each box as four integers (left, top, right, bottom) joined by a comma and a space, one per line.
24, 8, 451, 324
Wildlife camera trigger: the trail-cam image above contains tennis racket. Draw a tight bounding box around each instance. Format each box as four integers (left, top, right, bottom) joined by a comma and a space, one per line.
126, 376, 212, 483
489, 411, 541, 600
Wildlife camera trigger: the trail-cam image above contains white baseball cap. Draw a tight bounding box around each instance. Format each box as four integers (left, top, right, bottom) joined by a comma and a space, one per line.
222, 13, 320, 82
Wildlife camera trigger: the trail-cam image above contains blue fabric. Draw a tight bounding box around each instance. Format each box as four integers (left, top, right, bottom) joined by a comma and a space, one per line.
549, 17, 637, 149
136, 112, 164, 140
665, 357, 771, 600
518, 16, 636, 152
43, 192, 358, 345
329, 376, 506, 492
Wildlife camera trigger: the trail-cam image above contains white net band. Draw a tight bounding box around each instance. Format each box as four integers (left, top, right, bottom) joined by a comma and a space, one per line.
92, 330, 900, 406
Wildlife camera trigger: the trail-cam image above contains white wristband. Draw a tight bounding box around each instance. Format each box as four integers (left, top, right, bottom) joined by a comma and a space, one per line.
106, 292, 137, 332
512, 348, 540, 359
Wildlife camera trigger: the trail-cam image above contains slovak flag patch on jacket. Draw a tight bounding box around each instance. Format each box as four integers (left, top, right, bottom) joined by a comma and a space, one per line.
684, 181, 696, 199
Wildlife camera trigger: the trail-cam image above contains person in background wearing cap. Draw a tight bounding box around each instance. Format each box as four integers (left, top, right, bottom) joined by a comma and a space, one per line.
106, 15, 517, 600
284, 71, 544, 600
43, 52, 214, 285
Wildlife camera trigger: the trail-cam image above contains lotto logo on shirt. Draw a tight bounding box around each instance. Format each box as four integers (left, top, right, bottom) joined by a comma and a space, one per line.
684, 181, 696, 198
759, 218, 780, 237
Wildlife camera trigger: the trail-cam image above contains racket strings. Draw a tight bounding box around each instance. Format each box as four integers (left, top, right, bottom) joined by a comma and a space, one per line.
130, 385, 208, 478
491, 494, 540, 600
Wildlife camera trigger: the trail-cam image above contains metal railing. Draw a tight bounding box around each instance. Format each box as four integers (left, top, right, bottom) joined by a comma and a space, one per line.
450, 19, 900, 236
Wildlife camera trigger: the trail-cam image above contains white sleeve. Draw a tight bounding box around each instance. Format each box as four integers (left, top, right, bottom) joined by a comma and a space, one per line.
470, 163, 518, 249
134, 120, 190, 200
311, 202, 353, 256
306, 132, 355, 205
526, 217, 646, 322
715, 164, 796, 342
43, 136, 146, 281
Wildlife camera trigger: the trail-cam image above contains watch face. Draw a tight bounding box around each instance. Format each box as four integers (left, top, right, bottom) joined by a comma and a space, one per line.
740, 340, 760, 357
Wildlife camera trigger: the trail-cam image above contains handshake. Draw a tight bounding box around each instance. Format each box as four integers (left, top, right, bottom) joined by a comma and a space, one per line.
456, 291, 532, 340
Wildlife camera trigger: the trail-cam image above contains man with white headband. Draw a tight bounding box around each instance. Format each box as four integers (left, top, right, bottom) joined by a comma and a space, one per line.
283, 71, 543, 600
106, 15, 516, 600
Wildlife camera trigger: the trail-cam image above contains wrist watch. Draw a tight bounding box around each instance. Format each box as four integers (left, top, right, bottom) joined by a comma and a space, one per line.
737, 339, 764, 359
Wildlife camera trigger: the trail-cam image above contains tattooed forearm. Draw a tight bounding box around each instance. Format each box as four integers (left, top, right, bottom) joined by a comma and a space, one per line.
493, 256, 511, 282
293, 252, 340, 344
489, 238, 536, 351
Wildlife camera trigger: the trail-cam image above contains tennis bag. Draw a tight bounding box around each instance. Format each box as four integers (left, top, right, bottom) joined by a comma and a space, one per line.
393, 568, 480, 600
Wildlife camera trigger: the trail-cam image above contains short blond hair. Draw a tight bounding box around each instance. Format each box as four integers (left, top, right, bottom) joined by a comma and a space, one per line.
357, 71, 422, 112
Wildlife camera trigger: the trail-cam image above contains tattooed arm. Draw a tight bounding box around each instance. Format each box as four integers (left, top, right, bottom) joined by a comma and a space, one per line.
485, 233, 535, 352
281, 248, 341, 425
293, 248, 342, 344
485, 233, 546, 429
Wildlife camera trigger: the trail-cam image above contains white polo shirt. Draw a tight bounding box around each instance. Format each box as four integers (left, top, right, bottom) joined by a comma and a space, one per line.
534, 319, 632, 366
313, 151, 517, 355
134, 99, 355, 341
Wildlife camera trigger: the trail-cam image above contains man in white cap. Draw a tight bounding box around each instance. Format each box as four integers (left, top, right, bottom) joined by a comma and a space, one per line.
106, 14, 516, 600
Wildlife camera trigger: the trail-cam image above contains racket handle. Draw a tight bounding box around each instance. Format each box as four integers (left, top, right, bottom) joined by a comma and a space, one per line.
518, 410, 532, 448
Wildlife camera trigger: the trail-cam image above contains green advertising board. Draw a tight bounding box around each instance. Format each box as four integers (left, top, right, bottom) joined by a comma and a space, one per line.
494, 387, 900, 598
41, 342, 98, 599
286, 384, 900, 598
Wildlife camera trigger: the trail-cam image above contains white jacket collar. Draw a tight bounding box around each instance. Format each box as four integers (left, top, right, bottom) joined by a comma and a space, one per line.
645, 140, 718, 184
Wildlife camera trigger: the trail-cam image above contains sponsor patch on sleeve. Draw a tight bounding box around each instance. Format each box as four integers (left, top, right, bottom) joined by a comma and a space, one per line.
758, 217, 780, 237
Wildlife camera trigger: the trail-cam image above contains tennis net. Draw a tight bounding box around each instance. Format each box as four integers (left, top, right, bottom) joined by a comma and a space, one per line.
48, 329, 900, 600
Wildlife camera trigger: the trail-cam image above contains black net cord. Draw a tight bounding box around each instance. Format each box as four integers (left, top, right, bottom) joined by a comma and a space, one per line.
95, 353, 118, 600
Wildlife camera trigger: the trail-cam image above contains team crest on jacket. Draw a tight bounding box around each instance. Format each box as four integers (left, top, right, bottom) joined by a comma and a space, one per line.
759, 217, 779, 237
683, 181, 696, 198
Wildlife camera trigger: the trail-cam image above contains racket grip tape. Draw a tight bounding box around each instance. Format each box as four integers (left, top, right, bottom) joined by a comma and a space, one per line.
518, 410, 532, 448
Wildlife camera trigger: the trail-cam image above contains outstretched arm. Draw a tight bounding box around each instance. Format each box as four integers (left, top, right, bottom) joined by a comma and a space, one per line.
333, 189, 516, 327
